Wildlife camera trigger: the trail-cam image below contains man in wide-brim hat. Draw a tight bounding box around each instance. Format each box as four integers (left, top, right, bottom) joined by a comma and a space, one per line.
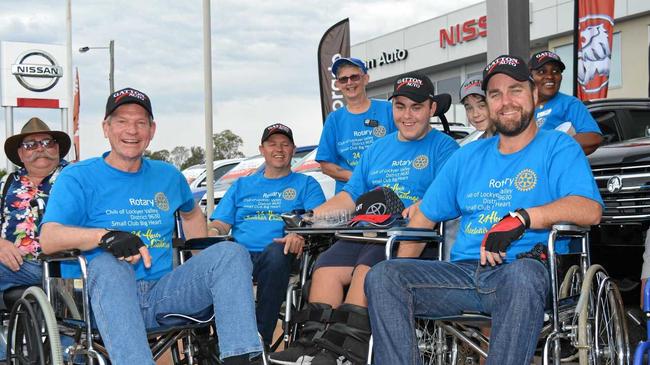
0, 117, 70, 361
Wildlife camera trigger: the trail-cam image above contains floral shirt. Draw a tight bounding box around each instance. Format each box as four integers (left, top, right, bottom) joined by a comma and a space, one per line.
0, 160, 68, 260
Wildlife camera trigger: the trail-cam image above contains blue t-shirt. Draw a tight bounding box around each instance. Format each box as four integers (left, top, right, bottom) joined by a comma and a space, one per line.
211, 172, 325, 252
343, 129, 459, 207
420, 129, 603, 262
316, 99, 396, 193
535, 92, 601, 134
41, 153, 195, 281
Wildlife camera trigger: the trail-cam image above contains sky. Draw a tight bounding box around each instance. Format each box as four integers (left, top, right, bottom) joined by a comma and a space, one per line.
0, 0, 481, 168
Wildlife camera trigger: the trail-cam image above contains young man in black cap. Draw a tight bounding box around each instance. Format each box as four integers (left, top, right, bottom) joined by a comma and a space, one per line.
366, 55, 603, 364
316, 57, 396, 194
40, 87, 263, 365
0, 117, 70, 361
209, 123, 326, 348
270, 73, 458, 365
529, 50, 603, 155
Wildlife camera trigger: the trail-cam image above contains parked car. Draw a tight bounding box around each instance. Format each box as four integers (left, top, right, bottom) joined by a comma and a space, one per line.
199, 155, 267, 215
432, 121, 475, 140
181, 164, 206, 184
292, 148, 336, 199
190, 158, 243, 203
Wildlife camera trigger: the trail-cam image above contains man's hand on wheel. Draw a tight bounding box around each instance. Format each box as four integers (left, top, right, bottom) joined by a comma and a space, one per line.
99, 230, 151, 268
480, 212, 527, 266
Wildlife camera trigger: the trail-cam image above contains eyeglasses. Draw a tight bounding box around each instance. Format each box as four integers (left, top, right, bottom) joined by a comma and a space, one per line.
337, 74, 363, 84
21, 138, 58, 150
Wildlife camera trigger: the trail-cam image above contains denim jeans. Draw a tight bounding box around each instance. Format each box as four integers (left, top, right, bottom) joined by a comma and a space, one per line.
250, 242, 294, 345
0, 260, 43, 360
365, 258, 549, 365
87, 242, 262, 365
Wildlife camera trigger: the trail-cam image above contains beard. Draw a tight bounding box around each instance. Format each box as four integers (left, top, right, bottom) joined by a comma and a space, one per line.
492, 97, 535, 137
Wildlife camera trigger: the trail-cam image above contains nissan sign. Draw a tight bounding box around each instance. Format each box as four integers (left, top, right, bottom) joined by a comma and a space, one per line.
11, 50, 63, 92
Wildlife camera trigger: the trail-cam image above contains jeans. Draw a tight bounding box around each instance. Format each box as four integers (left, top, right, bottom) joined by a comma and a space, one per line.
87, 242, 262, 365
250, 242, 294, 345
0, 260, 43, 360
365, 259, 549, 365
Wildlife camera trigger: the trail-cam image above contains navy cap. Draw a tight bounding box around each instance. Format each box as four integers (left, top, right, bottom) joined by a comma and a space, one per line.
482, 55, 533, 90
529, 50, 566, 71
261, 123, 294, 144
105, 87, 153, 119
389, 72, 435, 103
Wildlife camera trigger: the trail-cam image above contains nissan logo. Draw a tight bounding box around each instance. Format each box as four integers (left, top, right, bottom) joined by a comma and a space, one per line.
11, 50, 63, 92
607, 175, 623, 193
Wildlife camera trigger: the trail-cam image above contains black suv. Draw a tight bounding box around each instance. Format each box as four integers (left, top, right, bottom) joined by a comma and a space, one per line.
587, 98, 650, 307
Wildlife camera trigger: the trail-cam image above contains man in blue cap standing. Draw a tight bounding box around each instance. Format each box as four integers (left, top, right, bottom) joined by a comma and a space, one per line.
316, 57, 396, 194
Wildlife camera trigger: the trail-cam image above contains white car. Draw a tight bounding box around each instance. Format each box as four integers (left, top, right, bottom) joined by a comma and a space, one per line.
190, 158, 244, 190
181, 164, 206, 184
292, 148, 335, 199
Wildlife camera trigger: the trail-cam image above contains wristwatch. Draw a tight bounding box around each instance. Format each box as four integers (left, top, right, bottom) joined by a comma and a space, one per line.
509, 208, 531, 229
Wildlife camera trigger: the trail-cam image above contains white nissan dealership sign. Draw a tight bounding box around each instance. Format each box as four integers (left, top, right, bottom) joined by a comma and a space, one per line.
1, 41, 69, 108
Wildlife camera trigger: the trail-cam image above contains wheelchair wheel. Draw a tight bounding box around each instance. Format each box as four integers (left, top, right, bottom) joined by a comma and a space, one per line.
7, 286, 63, 365
416, 319, 468, 365
559, 264, 582, 299
577, 265, 629, 365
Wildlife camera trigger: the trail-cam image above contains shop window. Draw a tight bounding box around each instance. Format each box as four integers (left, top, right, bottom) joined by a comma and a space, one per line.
436, 76, 461, 104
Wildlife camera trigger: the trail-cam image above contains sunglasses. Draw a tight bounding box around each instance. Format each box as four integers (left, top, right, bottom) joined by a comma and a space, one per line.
21, 138, 58, 150
337, 74, 363, 84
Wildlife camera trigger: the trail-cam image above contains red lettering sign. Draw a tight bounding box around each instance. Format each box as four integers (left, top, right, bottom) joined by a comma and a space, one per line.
439, 16, 487, 48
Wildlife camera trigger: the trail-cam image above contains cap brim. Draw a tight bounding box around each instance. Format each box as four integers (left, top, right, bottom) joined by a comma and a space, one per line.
532, 58, 566, 71
389, 91, 429, 103
4, 131, 71, 167
105, 100, 154, 119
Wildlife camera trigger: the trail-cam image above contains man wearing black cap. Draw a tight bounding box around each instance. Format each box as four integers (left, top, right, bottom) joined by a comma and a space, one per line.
529, 50, 603, 155
366, 55, 603, 364
209, 123, 325, 348
0, 117, 70, 360
39, 87, 263, 365
270, 73, 458, 365
316, 57, 396, 194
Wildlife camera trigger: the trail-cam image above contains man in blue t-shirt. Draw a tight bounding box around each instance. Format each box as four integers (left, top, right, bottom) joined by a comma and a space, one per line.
270, 72, 458, 365
209, 123, 325, 347
40, 88, 262, 365
316, 57, 396, 194
529, 50, 603, 155
366, 55, 603, 365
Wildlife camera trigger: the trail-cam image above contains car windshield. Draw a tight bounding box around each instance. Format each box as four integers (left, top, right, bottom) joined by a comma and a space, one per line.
292, 149, 321, 173
214, 156, 266, 188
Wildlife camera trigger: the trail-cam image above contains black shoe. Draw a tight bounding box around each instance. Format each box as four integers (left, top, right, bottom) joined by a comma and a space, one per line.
310, 349, 352, 365
268, 342, 320, 364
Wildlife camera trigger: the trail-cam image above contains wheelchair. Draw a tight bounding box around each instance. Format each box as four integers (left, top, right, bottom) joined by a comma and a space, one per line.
380, 223, 630, 365
4, 235, 253, 365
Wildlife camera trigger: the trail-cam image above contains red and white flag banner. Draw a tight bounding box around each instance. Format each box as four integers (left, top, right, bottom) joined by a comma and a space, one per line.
72, 67, 80, 160
576, 0, 615, 101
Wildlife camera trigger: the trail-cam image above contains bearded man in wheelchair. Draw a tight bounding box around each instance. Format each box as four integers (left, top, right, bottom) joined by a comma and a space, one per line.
365, 55, 604, 365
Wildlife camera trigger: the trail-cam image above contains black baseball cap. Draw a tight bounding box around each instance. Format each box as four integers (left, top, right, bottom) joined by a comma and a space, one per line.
482, 55, 533, 90
389, 72, 435, 103
261, 123, 294, 144
104, 87, 154, 119
528, 50, 566, 71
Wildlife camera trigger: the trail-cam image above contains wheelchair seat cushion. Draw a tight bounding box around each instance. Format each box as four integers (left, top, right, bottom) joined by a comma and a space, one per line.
155, 305, 214, 327
1, 285, 30, 311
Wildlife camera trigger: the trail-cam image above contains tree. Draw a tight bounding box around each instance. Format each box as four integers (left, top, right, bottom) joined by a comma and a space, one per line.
170, 146, 189, 168
181, 146, 205, 170
144, 149, 170, 162
213, 130, 245, 160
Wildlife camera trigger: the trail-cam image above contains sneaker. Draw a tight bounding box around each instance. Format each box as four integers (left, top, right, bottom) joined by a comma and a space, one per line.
309, 349, 352, 365
269, 343, 320, 365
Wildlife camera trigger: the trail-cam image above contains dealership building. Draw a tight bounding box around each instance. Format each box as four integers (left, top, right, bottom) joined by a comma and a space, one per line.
351, 0, 650, 124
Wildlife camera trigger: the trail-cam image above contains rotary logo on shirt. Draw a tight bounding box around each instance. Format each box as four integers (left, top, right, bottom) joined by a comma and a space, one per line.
154, 192, 170, 211
514, 169, 537, 192
283, 188, 297, 200
412, 155, 429, 170
372, 126, 386, 137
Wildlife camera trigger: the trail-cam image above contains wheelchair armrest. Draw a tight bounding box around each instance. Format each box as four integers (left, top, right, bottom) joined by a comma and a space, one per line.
387, 227, 442, 241
39, 249, 82, 262
552, 223, 589, 237
174, 236, 230, 250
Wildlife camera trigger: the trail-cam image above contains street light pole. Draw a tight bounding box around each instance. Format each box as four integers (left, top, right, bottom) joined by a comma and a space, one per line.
109, 40, 114, 93
79, 40, 115, 94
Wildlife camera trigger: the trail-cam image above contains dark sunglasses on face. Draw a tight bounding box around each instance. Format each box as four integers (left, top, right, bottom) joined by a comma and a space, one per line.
337, 74, 363, 84
21, 138, 58, 150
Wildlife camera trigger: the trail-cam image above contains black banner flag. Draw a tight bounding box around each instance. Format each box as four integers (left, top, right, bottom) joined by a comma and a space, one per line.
318, 18, 350, 124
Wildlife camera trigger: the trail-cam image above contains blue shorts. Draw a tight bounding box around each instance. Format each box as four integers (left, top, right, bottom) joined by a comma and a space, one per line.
313, 240, 386, 269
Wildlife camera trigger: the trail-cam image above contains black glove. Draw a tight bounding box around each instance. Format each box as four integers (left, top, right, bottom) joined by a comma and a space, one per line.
481, 212, 527, 254
98, 230, 145, 258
